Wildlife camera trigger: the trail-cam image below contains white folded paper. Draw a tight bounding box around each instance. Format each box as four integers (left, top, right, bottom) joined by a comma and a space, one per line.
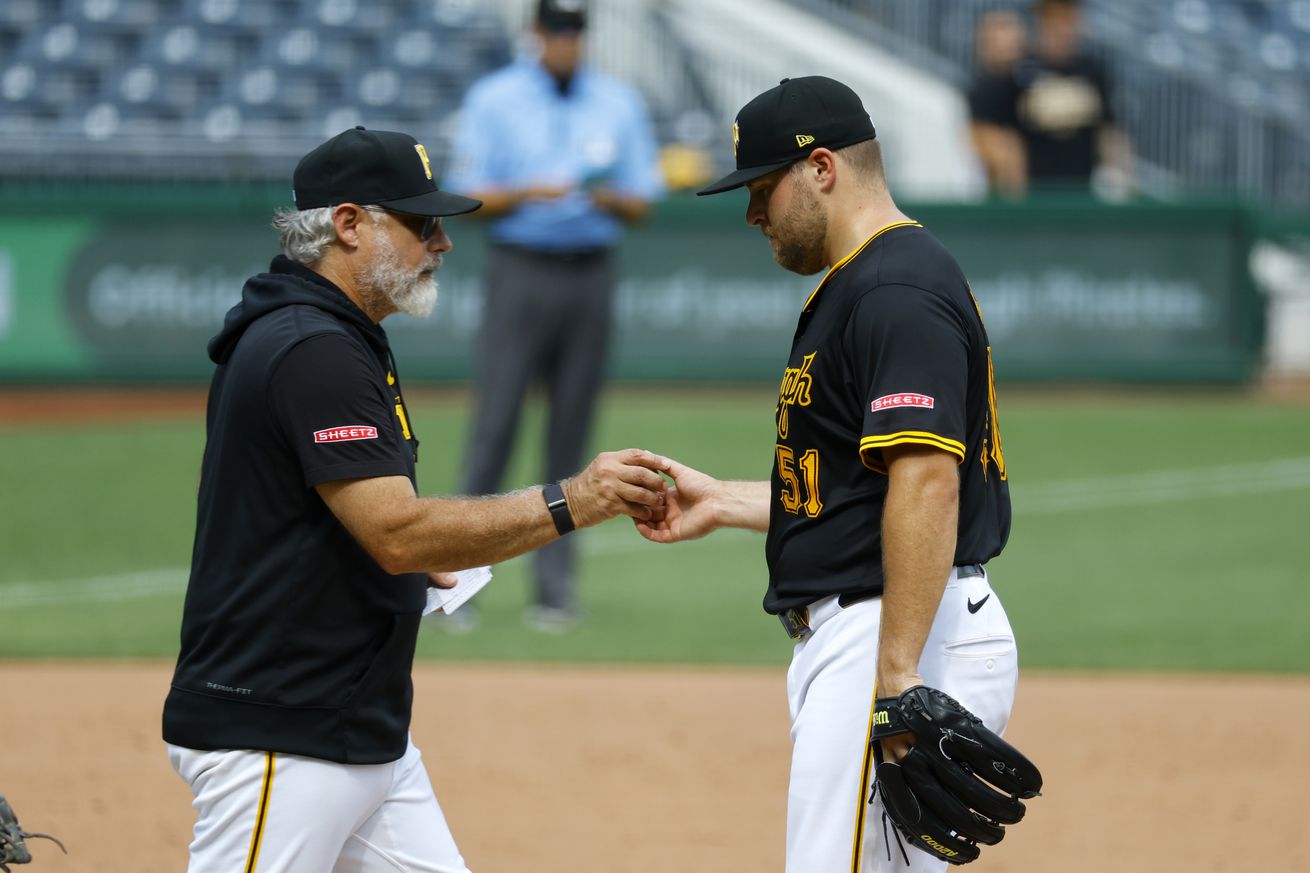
423, 566, 493, 616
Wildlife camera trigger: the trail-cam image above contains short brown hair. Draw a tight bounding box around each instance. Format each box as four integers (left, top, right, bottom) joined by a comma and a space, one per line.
787, 139, 885, 188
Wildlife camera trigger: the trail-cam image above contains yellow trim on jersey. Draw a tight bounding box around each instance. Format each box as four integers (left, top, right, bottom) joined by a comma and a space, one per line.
850, 680, 881, 872
245, 752, 276, 873
859, 432, 966, 472
801, 220, 922, 313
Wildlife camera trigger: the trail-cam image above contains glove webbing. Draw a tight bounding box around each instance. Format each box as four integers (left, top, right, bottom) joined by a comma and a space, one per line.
1, 831, 67, 873
0, 795, 67, 873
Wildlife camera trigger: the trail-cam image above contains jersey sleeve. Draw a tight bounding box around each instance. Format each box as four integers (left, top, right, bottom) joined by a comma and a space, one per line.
846, 285, 970, 473
268, 332, 412, 488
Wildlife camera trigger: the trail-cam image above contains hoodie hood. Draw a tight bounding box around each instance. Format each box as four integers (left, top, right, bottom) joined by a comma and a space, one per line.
208, 256, 389, 365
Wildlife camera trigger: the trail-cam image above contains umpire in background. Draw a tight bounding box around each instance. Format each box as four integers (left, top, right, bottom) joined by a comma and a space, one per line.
162, 126, 668, 873
444, 0, 664, 631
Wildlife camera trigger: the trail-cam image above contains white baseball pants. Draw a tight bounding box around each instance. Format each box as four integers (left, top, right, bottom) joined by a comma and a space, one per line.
168, 736, 470, 873
784, 566, 1019, 873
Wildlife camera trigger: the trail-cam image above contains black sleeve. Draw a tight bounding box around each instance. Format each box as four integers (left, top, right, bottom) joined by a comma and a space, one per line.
967, 73, 1019, 126
1085, 55, 1116, 127
268, 332, 412, 487
844, 286, 970, 474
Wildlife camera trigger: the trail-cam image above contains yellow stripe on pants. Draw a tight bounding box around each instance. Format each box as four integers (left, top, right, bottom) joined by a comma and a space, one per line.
244, 752, 276, 873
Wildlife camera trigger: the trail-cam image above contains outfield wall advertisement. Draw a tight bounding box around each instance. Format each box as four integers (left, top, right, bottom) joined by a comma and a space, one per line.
0, 192, 1265, 383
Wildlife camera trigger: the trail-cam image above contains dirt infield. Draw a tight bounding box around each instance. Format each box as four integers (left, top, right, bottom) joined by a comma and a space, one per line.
0, 662, 1304, 873
0, 389, 207, 425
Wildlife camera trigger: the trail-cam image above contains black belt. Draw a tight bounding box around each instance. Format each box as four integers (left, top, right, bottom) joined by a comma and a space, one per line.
778, 563, 986, 640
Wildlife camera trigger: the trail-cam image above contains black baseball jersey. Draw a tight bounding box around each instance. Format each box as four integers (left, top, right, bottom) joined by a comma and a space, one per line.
163, 256, 426, 764
763, 222, 1010, 614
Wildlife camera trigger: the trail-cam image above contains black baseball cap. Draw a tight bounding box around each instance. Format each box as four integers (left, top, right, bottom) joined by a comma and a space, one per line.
697, 76, 877, 196
537, 0, 586, 31
293, 126, 481, 217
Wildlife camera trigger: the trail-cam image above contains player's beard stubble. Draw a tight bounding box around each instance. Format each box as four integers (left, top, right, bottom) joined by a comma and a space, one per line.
363, 230, 441, 319
767, 176, 828, 276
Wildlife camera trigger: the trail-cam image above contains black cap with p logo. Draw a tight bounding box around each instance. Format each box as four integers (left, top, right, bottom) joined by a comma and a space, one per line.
293, 126, 481, 217
697, 76, 877, 196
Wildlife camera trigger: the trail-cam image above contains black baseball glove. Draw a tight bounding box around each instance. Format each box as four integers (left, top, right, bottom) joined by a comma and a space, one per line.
870, 686, 1042, 865
0, 795, 66, 872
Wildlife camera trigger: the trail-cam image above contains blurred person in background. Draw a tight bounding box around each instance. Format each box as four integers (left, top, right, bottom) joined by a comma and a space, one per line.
968, 0, 1133, 198
966, 8, 1029, 198
162, 126, 669, 873
444, 0, 663, 632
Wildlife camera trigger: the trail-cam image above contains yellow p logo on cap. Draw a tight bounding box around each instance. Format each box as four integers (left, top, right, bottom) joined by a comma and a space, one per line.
414, 144, 433, 179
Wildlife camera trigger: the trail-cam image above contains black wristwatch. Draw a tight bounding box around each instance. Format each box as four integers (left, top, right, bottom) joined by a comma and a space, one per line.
542, 482, 575, 535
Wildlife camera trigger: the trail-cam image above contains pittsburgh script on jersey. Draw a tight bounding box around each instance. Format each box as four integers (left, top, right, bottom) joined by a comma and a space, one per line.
313, 425, 380, 444
777, 352, 816, 439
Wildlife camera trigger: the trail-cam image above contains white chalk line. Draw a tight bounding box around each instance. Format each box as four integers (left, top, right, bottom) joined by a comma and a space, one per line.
0, 568, 186, 610
3, 457, 1306, 610
1010, 456, 1310, 513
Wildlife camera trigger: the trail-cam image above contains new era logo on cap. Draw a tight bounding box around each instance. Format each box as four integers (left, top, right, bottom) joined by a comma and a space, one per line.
698, 76, 877, 196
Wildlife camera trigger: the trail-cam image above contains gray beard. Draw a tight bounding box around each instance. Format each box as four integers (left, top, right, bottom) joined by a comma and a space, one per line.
365, 231, 440, 318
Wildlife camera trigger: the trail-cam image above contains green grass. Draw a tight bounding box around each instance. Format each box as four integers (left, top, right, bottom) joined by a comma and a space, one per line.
2, 386, 1308, 672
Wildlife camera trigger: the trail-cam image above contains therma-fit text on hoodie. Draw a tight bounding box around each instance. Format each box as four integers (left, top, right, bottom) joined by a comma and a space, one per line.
163, 255, 426, 764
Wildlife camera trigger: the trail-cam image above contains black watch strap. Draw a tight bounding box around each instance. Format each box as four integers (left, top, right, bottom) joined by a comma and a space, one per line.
542, 482, 575, 535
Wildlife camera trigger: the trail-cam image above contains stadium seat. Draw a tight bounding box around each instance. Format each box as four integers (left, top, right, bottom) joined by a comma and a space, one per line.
1289, 0, 1310, 32
261, 25, 373, 72
69, 0, 179, 29
300, 0, 401, 34
17, 21, 135, 72
2, 60, 99, 115
0, 0, 50, 28
180, 0, 284, 31
141, 23, 255, 71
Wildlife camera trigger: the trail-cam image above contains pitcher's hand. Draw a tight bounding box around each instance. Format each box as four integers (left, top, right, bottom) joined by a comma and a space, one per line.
634, 458, 721, 543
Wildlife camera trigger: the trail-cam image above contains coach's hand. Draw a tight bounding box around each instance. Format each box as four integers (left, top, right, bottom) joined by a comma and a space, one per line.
427, 572, 458, 589
563, 449, 669, 528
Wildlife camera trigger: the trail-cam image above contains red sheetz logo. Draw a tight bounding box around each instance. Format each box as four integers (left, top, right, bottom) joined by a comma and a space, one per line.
314, 425, 378, 443
871, 393, 934, 412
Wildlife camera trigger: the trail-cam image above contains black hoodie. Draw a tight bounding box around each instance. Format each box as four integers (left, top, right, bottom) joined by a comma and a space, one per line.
163, 256, 426, 764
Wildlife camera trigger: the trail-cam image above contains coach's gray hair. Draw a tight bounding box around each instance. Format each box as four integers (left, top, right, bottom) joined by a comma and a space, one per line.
272, 206, 338, 265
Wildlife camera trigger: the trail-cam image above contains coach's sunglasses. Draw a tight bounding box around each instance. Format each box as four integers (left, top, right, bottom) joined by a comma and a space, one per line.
362, 206, 440, 242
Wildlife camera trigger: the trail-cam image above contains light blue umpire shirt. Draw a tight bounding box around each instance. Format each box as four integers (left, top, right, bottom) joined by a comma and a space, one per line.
444, 57, 664, 252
